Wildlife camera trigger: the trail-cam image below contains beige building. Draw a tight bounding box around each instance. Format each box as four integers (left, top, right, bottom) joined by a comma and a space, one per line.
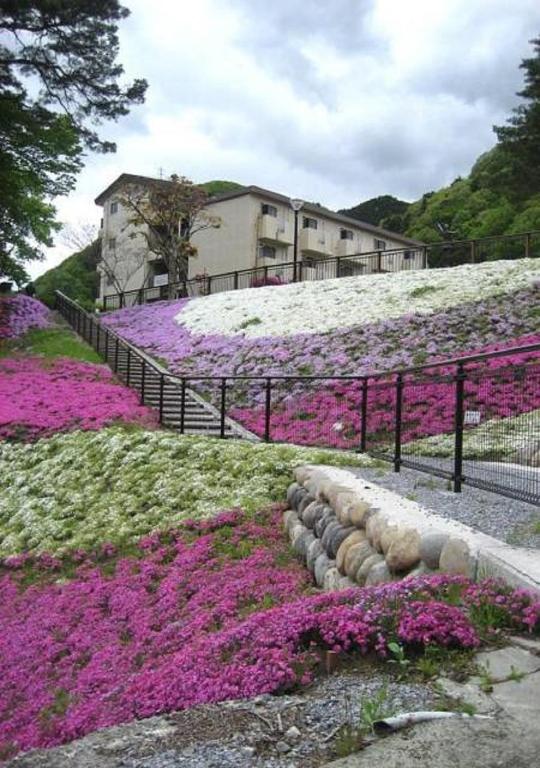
95, 175, 423, 301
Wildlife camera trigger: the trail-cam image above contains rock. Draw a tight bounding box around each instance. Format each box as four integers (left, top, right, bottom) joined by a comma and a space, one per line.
289, 522, 305, 547
286, 482, 300, 505
241, 745, 257, 757
439, 537, 474, 577
365, 560, 393, 585
314, 553, 333, 586
298, 493, 316, 515
301, 500, 322, 528
334, 492, 357, 525
420, 532, 450, 569
336, 530, 368, 573
293, 530, 315, 559
344, 541, 375, 580
365, 512, 386, 551
356, 553, 385, 585
337, 575, 357, 590
406, 560, 433, 578
276, 740, 291, 754
306, 539, 324, 572
386, 528, 421, 572
321, 520, 342, 552
434, 678, 496, 715
285, 726, 301, 741
294, 465, 313, 484
514, 440, 540, 467
283, 509, 299, 533
314, 508, 336, 538
323, 567, 341, 591
348, 499, 373, 528
327, 525, 357, 559
291, 486, 308, 511
380, 524, 401, 555
327, 482, 354, 509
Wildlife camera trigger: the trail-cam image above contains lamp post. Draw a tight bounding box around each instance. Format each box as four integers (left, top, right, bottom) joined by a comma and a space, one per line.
290, 198, 304, 282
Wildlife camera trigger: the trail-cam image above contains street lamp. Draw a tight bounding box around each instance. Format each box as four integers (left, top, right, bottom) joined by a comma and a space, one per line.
290, 198, 304, 282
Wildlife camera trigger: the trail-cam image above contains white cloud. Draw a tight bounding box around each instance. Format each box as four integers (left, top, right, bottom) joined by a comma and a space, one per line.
31, 0, 540, 279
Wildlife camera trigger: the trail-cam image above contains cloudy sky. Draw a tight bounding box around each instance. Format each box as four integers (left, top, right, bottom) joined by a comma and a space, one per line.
33, 0, 540, 278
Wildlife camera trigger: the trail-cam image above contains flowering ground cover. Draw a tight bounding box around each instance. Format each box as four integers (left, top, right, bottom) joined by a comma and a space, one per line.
0, 427, 373, 555
0, 356, 156, 441
0, 295, 49, 341
0, 504, 538, 759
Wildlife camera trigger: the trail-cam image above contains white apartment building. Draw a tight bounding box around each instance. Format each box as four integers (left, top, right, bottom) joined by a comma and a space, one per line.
95, 174, 423, 300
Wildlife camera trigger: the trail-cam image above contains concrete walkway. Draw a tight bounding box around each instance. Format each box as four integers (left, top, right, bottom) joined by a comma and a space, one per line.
323, 639, 540, 768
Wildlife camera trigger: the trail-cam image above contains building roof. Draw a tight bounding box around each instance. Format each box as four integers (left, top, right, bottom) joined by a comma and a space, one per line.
95, 174, 422, 247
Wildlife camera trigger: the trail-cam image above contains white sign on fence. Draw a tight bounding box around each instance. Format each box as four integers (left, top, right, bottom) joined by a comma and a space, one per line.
464, 410, 482, 426
153, 274, 169, 288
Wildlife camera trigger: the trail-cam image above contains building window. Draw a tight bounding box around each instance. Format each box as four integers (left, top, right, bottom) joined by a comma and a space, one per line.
303, 216, 318, 230
403, 249, 415, 260
259, 244, 276, 259
105, 272, 115, 286
374, 238, 386, 251
110, 201, 118, 214
261, 203, 278, 217
302, 256, 318, 268
340, 228, 354, 240
108, 238, 116, 251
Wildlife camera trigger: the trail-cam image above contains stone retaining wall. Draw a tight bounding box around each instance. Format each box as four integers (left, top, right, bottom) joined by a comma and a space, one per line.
284, 465, 481, 590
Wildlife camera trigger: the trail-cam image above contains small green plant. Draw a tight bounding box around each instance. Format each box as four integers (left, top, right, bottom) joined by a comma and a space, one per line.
387, 642, 411, 678
415, 655, 440, 679
409, 284, 442, 299
238, 317, 262, 330
359, 685, 395, 734
333, 724, 365, 757
508, 665, 526, 682
477, 663, 494, 693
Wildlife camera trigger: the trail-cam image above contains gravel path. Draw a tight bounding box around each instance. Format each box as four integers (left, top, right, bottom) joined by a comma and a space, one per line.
346, 464, 540, 548
7, 665, 434, 768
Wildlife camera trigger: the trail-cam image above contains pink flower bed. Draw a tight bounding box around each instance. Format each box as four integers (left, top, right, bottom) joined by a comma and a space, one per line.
0, 356, 156, 440
0, 507, 538, 758
0, 295, 49, 340
231, 336, 540, 448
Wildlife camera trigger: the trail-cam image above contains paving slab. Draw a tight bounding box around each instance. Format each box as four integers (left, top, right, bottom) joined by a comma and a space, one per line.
490, 671, 540, 719
475, 646, 540, 681
322, 716, 540, 768
435, 678, 496, 714
510, 635, 540, 655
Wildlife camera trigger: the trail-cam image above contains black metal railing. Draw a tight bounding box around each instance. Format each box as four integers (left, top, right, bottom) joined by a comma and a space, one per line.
101, 229, 540, 311
57, 291, 540, 505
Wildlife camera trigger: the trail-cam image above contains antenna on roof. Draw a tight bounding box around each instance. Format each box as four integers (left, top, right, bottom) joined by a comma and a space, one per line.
158, 167, 164, 179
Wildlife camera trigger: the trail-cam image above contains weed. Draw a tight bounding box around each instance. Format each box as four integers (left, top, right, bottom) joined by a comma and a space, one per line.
477, 663, 494, 693
238, 317, 262, 330
359, 685, 395, 734
508, 665, 526, 682
409, 284, 442, 299
387, 642, 411, 678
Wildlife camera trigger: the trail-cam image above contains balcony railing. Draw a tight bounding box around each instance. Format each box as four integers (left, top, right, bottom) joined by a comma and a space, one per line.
100, 229, 540, 311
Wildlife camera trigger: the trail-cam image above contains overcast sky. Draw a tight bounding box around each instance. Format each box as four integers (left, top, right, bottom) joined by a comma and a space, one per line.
32, 0, 540, 278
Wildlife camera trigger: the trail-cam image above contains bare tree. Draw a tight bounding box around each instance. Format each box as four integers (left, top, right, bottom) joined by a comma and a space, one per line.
60, 222, 99, 252
119, 174, 221, 284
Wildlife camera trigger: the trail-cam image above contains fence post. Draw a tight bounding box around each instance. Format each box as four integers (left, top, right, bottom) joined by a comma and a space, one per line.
234, 271, 239, 290
141, 360, 146, 404
453, 363, 466, 493
126, 346, 131, 386
298, 260, 303, 282
103, 328, 110, 363
359, 377, 368, 452
336, 257, 342, 278
207, 275, 212, 295
377, 250, 382, 272
422, 245, 428, 269
264, 378, 272, 442
525, 232, 531, 259
220, 378, 227, 438
394, 373, 403, 473
470, 240, 477, 264
180, 378, 186, 434
159, 374, 165, 423
96, 323, 101, 355
114, 338, 119, 372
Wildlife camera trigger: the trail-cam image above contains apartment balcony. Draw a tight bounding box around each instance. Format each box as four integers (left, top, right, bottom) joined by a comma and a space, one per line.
335, 238, 358, 257
299, 228, 331, 256
258, 215, 293, 245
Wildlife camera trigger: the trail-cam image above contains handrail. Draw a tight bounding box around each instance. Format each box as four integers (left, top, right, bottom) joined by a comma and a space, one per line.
100, 228, 540, 309
57, 291, 540, 385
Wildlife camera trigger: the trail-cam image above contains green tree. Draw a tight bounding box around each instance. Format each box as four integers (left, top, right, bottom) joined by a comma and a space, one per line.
120, 175, 221, 284
0, 1, 147, 282
494, 35, 540, 198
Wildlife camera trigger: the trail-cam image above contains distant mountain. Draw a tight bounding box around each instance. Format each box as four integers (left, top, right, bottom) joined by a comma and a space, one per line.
201, 180, 244, 196
339, 195, 410, 232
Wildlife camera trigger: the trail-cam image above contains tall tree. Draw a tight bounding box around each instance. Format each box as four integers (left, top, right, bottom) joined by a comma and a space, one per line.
494, 35, 540, 198
120, 175, 221, 284
0, 1, 147, 282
